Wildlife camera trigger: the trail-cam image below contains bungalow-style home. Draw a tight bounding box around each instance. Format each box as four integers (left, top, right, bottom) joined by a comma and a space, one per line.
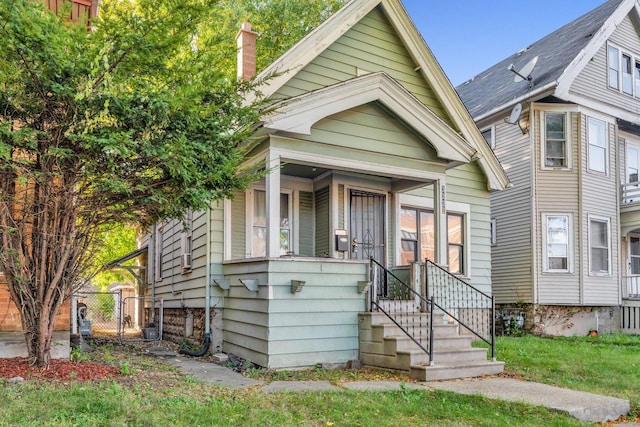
0, 0, 99, 359
457, 0, 640, 336
142, 0, 509, 380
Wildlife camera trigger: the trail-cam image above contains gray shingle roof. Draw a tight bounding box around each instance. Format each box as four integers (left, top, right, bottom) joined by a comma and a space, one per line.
456, 0, 624, 119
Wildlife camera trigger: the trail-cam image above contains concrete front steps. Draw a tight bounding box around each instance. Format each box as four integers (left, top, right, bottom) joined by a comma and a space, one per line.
358, 312, 504, 381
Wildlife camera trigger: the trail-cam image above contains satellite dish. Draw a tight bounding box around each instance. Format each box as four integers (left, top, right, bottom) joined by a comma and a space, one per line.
507, 103, 522, 124
507, 55, 538, 83
504, 103, 528, 134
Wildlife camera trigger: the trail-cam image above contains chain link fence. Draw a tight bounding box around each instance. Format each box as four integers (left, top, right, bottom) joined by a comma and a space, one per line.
72, 291, 163, 342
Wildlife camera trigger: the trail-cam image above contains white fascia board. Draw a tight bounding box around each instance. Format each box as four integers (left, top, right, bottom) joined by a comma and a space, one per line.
264, 72, 475, 163
270, 146, 446, 183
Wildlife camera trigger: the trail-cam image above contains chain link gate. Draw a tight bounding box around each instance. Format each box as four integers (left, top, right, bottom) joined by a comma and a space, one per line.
72, 292, 163, 342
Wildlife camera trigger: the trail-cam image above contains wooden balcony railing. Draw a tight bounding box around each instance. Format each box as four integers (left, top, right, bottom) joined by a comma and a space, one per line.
622, 276, 640, 300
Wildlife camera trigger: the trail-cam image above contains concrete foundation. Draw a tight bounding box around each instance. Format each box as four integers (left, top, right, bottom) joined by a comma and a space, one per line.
0, 331, 70, 359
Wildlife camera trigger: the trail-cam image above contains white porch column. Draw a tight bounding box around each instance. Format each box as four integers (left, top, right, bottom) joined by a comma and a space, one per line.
433, 179, 448, 267
266, 153, 281, 257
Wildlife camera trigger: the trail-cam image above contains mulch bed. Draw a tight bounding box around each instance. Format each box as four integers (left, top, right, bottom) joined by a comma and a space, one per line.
0, 357, 120, 381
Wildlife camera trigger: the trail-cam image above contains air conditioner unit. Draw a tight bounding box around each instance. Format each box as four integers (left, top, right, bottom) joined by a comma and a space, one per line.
182, 253, 192, 270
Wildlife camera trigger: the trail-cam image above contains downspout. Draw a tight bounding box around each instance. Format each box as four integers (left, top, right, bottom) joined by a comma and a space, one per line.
179, 204, 212, 356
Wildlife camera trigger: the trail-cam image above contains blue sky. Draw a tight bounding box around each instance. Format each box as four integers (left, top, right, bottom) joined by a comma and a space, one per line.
401, 0, 607, 86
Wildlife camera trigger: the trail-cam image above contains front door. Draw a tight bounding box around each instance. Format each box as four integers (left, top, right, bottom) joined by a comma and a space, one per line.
349, 190, 386, 263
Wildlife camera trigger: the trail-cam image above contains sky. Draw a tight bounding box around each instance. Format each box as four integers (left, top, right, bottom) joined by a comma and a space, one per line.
401, 0, 608, 86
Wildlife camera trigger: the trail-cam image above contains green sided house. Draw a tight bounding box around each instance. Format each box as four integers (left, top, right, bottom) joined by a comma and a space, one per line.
140, 0, 509, 380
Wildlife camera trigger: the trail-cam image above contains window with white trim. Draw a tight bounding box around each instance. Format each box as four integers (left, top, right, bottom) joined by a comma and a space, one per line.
608, 44, 640, 97
180, 211, 193, 272
448, 213, 465, 275
543, 214, 572, 273
608, 45, 620, 89
589, 217, 610, 275
249, 189, 292, 257
544, 112, 568, 168
399, 207, 434, 264
154, 224, 164, 281
587, 117, 607, 174
481, 127, 495, 149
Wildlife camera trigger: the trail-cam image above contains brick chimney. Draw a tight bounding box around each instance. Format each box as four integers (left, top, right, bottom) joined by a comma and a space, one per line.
236, 22, 258, 81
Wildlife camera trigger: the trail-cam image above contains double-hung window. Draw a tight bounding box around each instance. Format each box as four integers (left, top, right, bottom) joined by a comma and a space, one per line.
589, 217, 610, 275
608, 44, 640, 97
587, 117, 607, 174
447, 213, 465, 275
608, 46, 620, 89
399, 207, 434, 265
251, 189, 292, 257
544, 112, 568, 168
154, 224, 164, 281
181, 211, 193, 272
543, 214, 571, 273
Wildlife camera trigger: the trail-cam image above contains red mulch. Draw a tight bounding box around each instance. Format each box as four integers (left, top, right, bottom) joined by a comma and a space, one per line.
0, 357, 120, 382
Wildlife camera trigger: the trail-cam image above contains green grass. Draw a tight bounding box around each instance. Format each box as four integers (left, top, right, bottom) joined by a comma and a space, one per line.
2, 336, 638, 426
0, 380, 582, 426
494, 334, 640, 415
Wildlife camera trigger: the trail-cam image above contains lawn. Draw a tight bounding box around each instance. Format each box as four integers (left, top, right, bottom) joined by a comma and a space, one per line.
0, 335, 638, 426
494, 334, 640, 415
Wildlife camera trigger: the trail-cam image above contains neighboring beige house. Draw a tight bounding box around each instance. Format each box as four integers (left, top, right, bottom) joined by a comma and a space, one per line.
139, 0, 509, 379
457, 0, 640, 336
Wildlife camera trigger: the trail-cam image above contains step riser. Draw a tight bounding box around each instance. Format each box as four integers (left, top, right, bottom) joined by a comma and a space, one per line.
410, 362, 505, 381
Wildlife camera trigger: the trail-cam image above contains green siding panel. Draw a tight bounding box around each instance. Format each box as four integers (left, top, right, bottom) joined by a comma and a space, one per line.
230, 191, 245, 260
299, 191, 314, 256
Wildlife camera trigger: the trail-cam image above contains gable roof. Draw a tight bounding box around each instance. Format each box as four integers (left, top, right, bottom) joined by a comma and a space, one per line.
265, 72, 475, 163
457, 0, 628, 121
252, 0, 509, 191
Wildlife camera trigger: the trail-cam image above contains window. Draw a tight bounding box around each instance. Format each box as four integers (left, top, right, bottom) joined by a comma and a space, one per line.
608, 45, 620, 89
587, 117, 607, 173
589, 217, 610, 275
481, 127, 495, 149
543, 214, 571, 272
630, 235, 640, 275
608, 44, 640, 97
544, 112, 568, 168
623, 54, 633, 95
154, 224, 163, 281
448, 213, 464, 275
251, 189, 291, 257
400, 207, 434, 264
181, 211, 193, 271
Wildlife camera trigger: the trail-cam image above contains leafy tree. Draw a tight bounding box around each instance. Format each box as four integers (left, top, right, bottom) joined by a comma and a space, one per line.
0, 0, 263, 366
92, 224, 138, 291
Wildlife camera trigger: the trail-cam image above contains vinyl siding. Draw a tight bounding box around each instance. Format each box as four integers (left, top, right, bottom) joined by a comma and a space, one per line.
579, 117, 619, 305
533, 110, 581, 305
570, 16, 640, 113
490, 118, 534, 303
222, 259, 367, 368
274, 6, 453, 128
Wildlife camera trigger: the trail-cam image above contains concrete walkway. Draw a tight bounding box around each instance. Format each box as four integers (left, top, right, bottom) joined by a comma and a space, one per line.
149, 349, 631, 423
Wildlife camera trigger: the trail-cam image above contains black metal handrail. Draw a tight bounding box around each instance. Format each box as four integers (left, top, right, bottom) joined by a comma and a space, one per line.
425, 259, 496, 361
370, 259, 435, 364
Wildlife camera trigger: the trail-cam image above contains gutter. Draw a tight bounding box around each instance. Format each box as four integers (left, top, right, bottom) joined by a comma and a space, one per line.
472, 81, 558, 123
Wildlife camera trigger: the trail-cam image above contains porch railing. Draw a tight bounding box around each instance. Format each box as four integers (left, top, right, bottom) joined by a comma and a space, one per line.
425, 260, 496, 361
622, 276, 640, 299
370, 259, 435, 364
